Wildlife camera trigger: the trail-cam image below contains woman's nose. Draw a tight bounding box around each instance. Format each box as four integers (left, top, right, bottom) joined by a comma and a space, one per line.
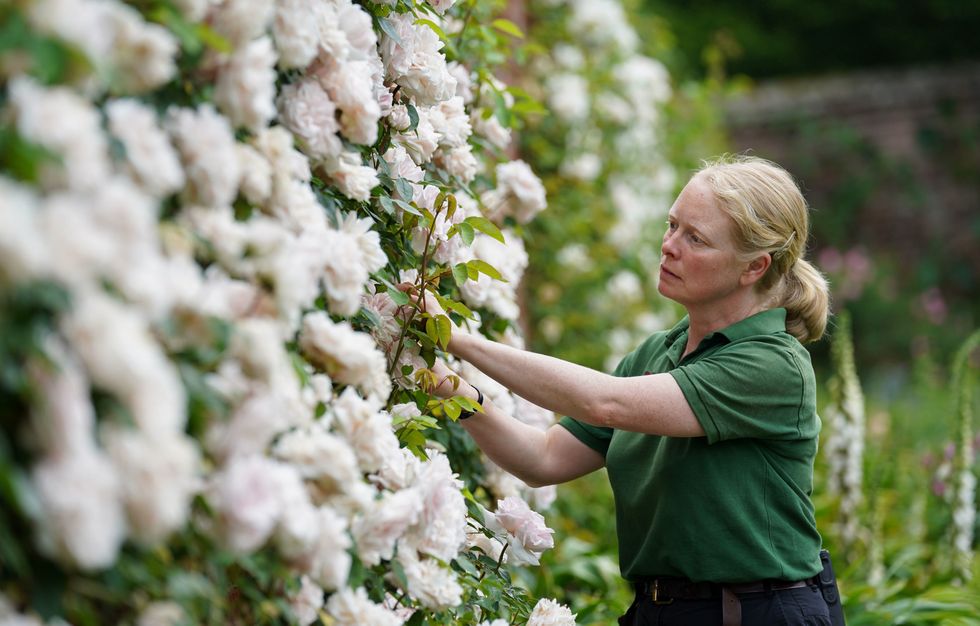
661, 231, 678, 257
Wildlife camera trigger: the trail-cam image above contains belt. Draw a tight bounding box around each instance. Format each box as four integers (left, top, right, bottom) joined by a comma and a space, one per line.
633, 576, 818, 626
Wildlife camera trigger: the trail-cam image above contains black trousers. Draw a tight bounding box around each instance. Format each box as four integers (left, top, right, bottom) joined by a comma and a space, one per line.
619, 584, 832, 626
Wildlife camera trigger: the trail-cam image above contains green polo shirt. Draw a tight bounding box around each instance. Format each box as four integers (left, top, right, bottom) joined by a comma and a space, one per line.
559, 308, 823, 583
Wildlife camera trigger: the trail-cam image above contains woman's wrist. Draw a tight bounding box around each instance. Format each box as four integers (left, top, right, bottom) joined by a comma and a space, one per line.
447, 327, 477, 356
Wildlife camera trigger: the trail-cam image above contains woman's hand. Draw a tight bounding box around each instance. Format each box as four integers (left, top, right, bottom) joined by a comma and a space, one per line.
425, 359, 474, 400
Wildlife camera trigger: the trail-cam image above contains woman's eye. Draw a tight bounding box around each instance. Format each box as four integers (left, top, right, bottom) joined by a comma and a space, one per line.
689, 233, 704, 244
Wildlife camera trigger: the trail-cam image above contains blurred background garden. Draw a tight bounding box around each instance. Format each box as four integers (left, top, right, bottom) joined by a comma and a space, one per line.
1, 0, 979, 623
517, 0, 980, 623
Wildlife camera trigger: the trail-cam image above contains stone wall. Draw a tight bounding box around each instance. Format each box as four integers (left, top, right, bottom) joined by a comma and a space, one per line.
722, 62, 980, 303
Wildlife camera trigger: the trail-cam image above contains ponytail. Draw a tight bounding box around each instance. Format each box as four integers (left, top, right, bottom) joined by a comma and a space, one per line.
697, 155, 831, 344
779, 258, 829, 343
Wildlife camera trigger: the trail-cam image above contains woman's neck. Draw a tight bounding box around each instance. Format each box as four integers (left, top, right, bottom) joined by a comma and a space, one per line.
683, 298, 768, 358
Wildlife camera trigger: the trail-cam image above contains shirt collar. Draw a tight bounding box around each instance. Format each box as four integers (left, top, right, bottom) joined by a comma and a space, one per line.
663, 308, 788, 364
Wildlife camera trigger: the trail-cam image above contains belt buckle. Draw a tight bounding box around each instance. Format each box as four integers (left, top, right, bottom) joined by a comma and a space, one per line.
651, 579, 674, 605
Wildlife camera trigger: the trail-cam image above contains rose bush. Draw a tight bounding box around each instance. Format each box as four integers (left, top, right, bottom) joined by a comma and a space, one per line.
0, 0, 594, 623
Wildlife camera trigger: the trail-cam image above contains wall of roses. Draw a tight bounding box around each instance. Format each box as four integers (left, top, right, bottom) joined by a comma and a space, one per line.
0, 0, 690, 624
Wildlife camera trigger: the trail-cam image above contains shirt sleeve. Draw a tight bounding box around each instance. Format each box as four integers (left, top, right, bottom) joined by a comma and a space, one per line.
556, 342, 645, 458
669, 338, 814, 444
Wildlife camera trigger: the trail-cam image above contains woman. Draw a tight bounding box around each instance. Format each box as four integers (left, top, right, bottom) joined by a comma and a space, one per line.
420, 155, 833, 625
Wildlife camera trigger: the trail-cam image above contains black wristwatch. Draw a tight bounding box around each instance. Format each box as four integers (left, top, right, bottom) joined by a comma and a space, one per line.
458, 385, 484, 420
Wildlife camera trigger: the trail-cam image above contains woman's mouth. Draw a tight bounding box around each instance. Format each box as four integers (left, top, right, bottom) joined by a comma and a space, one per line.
660, 266, 679, 280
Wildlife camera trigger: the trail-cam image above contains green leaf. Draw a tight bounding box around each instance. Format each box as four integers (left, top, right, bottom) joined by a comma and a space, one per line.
376, 16, 402, 45
452, 263, 469, 286
386, 285, 411, 306
465, 216, 505, 243
468, 259, 505, 282
444, 399, 461, 420
435, 314, 452, 350
406, 103, 420, 132
424, 316, 438, 345
393, 198, 421, 216
434, 292, 475, 320
491, 18, 525, 39
414, 18, 448, 41
446, 194, 458, 220
377, 194, 395, 215
393, 177, 414, 201
456, 221, 475, 246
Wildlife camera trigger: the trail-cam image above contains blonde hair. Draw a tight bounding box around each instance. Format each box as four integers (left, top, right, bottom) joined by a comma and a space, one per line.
697, 154, 830, 343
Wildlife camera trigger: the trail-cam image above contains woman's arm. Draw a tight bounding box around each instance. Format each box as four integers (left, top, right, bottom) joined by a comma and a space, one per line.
429, 362, 605, 487
449, 332, 705, 438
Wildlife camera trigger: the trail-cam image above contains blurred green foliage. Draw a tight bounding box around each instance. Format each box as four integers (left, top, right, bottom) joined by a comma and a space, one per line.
640, 0, 980, 80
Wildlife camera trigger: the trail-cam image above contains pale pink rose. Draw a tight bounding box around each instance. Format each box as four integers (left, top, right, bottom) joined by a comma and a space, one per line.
325, 587, 404, 626
495, 496, 555, 554
372, 445, 422, 492
319, 227, 372, 315
448, 61, 474, 103
208, 455, 303, 553
315, 58, 381, 145
278, 78, 342, 160
429, 96, 471, 148
383, 145, 425, 184
332, 387, 401, 473
103, 429, 200, 544
300, 315, 389, 400
8, 77, 111, 192
288, 576, 324, 626
235, 142, 272, 205
272, 423, 361, 496
527, 598, 577, 626
108, 2, 179, 94
351, 488, 423, 566
0, 178, 48, 280
137, 601, 188, 626
472, 112, 511, 150
26, 0, 113, 68
335, 0, 378, 58
393, 550, 462, 610
28, 339, 96, 457
31, 450, 126, 570
166, 104, 241, 206
303, 507, 352, 590
379, 14, 456, 105
105, 99, 184, 198
403, 453, 467, 562
389, 105, 438, 165
214, 36, 278, 132
62, 289, 186, 437
272, 0, 320, 69
546, 73, 590, 122
484, 160, 547, 224
427, 0, 458, 14
209, 0, 275, 47
361, 291, 402, 350
434, 143, 479, 183
324, 151, 380, 202
338, 212, 388, 273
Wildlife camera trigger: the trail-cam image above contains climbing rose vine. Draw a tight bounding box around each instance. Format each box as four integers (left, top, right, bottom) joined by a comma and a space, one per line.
0, 0, 590, 623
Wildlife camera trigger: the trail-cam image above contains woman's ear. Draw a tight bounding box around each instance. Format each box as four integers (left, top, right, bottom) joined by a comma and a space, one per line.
740, 253, 771, 287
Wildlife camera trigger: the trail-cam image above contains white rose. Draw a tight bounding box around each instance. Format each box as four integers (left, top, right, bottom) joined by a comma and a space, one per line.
214, 35, 278, 132
31, 450, 126, 570
527, 598, 577, 626
325, 587, 404, 626
105, 99, 184, 197
278, 78, 342, 160
166, 104, 241, 206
